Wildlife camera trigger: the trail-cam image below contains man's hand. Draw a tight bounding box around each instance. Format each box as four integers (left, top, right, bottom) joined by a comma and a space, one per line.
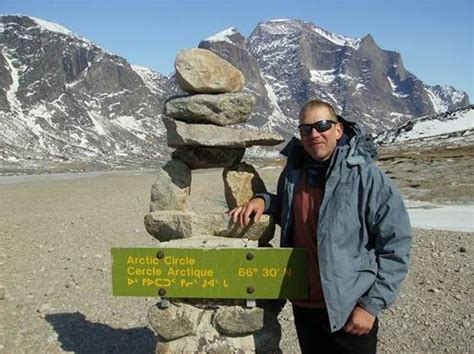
343, 305, 376, 335
227, 198, 265, 227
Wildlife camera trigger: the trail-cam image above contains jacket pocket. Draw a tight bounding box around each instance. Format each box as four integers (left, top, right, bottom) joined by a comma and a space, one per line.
336, 251, 378, 275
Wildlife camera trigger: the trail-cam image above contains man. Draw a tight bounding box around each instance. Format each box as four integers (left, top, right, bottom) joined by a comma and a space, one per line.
229, 100, 411, 353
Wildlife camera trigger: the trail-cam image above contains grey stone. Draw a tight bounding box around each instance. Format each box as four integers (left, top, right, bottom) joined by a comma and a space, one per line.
214, 306, 264, 335
144, 211, 193, 241
150, 159, 191, 212
148, 303, 200, 341
154, 310, 255, 353
144, 211, 275, 243
164, 118, 284, 148
174, 48, 245, 93
172, 147, 245, 169
223, 162, 267, 209
164, 93, 256, 126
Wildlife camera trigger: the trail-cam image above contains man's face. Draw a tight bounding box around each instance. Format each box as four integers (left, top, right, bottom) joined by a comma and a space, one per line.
299, 107, 343, 161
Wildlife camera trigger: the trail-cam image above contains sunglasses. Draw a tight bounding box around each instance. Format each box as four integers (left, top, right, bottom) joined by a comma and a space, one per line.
298, 120, 337, 136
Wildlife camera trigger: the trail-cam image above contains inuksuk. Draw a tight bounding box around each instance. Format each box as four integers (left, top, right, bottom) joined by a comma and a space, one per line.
143, 48, 285, 353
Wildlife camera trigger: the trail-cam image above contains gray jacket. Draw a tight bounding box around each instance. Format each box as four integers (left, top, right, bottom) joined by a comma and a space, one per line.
258, 116, 411, 332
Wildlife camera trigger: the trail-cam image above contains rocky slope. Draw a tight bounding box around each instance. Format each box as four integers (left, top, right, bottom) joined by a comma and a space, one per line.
0, 15, 178, 165
375, 104, 474, 148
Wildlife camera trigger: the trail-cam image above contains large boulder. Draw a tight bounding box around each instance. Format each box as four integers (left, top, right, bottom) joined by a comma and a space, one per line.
214, 306, 265, 336
144, 211, 275, 243
172, 147, 245, 169
154, 310, 255, 353
149, 159, 191, 212
148, 303, 201, 341
174, 48, 244, 93
164, 93, 255, 126
144, 211, 193, 241
164, 118, 284, 148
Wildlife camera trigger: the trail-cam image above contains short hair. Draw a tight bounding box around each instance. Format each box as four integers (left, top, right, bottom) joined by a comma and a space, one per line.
299, 99, 338, 122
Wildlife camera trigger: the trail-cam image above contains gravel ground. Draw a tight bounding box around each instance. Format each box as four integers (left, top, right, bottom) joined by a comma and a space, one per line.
0, 167, 472, 353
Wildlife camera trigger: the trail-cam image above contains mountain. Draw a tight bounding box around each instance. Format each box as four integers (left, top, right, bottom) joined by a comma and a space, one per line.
375, 105, 474, 148
0, 16, 470, 169
200, 20, 469, 134
0, 15, 178, 166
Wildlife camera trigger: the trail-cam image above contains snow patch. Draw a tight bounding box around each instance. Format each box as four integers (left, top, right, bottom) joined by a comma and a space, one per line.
205, 27, 238, 45
426, 88, 449, 113
3, 48, 25, 119
387, 76, 409, 98
398, 109, 473, 141
87, 111, 106, 135
312, 26, 361, 50
406, 200, 474, 232
310, 69, 336, 85
132, 65, 167, 95
30, 16, 73, 36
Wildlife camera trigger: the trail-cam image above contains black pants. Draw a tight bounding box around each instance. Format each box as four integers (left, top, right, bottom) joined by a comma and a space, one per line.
292, 305, 378, 354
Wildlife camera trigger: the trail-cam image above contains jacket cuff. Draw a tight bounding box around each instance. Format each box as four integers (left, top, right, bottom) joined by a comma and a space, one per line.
357, 296, 382, 318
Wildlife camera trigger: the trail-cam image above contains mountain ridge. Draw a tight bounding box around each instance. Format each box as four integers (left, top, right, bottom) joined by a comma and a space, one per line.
0, 15, 470, 168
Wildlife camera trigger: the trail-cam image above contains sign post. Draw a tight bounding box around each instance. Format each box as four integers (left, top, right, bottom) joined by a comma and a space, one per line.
112, 248, 308, 299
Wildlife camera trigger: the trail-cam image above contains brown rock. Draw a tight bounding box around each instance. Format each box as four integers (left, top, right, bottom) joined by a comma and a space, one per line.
174, 48, 245, 93
223, 162, 267, 209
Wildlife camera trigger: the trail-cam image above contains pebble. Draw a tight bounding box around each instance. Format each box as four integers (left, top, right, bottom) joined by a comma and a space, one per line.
38, 303, 53, 313
0, 287, 5, 300
428, 288, 440, 293
454, 294, 462, 300
459, 247, 466, 253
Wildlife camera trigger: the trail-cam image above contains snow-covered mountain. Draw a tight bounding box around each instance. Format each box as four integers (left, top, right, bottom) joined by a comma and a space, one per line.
0, 15, 470, 168
375, 105, 474, 147
200, 20, 469, 134
0, 15, 178, 165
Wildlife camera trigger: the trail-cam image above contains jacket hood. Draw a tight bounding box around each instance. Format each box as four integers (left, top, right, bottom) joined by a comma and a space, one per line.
280, 115, 378, 166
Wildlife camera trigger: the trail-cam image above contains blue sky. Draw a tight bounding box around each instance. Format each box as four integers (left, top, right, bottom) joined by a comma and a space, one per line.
2, 0, 473, 99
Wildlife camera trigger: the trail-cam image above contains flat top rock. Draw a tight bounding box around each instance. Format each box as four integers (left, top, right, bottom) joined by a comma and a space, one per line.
164, 93, 256, 126
174, 48, 245, 94
164, 118, 285, 148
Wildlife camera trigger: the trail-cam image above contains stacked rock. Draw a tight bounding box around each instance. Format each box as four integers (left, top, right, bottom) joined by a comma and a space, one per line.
144, 48, 285, 353
144, 48, 284, 244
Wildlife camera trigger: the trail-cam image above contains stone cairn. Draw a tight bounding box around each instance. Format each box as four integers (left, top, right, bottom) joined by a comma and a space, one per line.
143, 48, 285, 353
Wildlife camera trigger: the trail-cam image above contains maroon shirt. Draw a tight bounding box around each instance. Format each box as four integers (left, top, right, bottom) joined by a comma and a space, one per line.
291, 170, 326, 308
